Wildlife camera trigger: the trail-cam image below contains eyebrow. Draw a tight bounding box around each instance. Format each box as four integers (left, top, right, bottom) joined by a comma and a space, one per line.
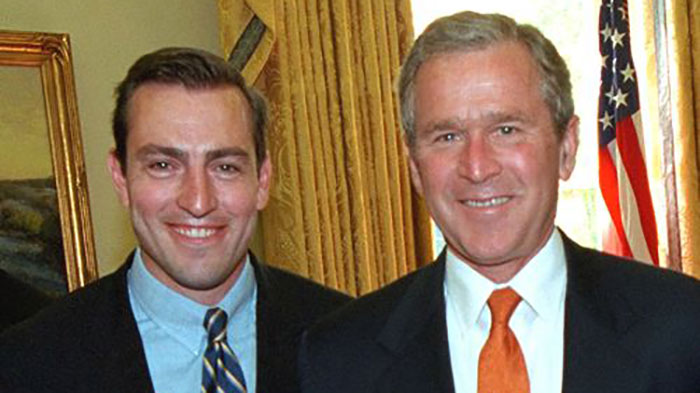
134, 144, 185, 160
423, 111, 532, 133
424, 117, 468, 134
205, 147, 250, 162
481, 111, 531, 125
134, 144, 251, 163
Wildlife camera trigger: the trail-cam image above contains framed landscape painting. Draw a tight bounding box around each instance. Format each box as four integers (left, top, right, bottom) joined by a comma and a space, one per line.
0, 30, 97, 297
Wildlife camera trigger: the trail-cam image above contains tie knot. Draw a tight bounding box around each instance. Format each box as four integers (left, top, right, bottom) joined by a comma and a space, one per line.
487, 287, 522, 325
204, 307, 228, 343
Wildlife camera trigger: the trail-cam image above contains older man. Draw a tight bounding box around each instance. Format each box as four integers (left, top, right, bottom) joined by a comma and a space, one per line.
0, 47, 350, 393
300, 11, 700, 393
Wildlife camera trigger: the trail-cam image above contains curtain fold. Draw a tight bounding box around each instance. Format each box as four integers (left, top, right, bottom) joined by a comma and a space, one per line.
218, 0, 432, 296
665, 0, 700, 277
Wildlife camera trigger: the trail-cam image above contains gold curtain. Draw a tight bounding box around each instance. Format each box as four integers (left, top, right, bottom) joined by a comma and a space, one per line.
218, 0, 433, 296
664, 0, 700, 277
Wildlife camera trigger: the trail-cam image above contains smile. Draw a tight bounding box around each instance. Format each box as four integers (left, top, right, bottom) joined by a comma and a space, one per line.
464, 196, 510, 208
173, 226, 218, 239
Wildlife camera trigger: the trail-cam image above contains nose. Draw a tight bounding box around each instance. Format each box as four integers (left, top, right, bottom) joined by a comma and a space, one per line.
177, 168, 218, 217
457, 134, 502, 183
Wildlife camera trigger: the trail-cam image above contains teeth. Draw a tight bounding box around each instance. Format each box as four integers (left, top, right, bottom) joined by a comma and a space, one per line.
174, 227, 216, 238
465, 196, 509, 208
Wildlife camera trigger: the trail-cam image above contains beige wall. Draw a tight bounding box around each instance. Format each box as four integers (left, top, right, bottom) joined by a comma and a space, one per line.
1, 1, 221, 275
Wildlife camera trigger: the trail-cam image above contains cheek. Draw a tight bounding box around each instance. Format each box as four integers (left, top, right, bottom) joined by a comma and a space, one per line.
508, 143, 558, 181
217, 185, 261, 215
415, 153, 454, 184
127, 181, 176, 214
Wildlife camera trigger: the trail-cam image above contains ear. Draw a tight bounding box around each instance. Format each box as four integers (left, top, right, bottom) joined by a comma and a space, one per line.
107, 150, 131, 207
558, 115, 579, 181
404, 140, 425, 197
256, 153, 272, 210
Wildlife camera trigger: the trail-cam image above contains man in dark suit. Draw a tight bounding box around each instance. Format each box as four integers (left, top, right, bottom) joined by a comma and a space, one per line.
300, 11, 700, 393
0, 47, 350, 393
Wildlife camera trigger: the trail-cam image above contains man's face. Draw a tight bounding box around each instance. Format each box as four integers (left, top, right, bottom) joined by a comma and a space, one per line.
108, 84, 270, 304
408, 41, 578, 282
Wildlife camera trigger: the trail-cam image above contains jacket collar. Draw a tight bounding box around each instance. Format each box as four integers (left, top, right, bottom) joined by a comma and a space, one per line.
374, 250, 455, 393
250, 253, 307, 393
112, 252, 157, 393
561, 233, 644, 392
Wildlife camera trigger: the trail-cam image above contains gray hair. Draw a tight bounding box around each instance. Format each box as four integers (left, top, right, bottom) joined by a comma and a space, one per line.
398, 11, 574, 146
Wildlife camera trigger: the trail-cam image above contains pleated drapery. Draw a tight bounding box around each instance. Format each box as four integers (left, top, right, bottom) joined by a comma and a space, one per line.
218, 0, 433, 296
627, 0, 699, 276
658, 0, 700, 276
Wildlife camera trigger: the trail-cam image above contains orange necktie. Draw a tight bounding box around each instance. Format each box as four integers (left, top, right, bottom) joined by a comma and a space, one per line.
478, 288, 530, 393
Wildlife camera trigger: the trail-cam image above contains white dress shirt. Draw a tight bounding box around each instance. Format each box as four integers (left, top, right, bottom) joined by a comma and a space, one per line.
445, 229, 567, 393
127, 249, 257, 393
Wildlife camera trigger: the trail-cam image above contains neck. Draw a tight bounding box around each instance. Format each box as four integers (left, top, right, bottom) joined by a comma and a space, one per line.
453, 227, 555, 284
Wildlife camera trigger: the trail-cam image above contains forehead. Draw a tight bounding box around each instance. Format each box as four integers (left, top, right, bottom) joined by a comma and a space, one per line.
416, 41, 541, 94
126, 83, 254, 148
127, 83, 250, 121
413, 42, 545, 127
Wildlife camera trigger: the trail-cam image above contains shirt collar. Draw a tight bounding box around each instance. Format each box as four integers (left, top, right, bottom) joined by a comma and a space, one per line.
444, 229, 567, 324
445, 248, 494, 326
509, 229, 567, 321
127, 249, 257, 354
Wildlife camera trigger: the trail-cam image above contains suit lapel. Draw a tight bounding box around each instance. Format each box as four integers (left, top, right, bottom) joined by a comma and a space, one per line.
108, 254, 156, 393
251, 254, 300, 393
375, 252, 455, 393
561, 236, 644, 393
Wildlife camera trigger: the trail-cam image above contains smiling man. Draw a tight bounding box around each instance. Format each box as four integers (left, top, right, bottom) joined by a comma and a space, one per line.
0, 47, 350, 393
300, 11, 700, 393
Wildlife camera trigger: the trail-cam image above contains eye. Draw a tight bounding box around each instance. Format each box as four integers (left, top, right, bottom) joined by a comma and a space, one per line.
218, 163, 239, 172
498, 126, 515, 135
435, 132, 458, 143
145, 160, 177, 178
213, 162, 243, 178
149, 161, 171, 170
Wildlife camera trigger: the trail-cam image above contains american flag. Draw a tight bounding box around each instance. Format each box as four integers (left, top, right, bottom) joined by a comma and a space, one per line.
598, 0, 659, 265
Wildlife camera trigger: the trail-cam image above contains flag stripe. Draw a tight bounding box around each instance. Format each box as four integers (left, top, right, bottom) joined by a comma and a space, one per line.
599, 146, 634, 257
615, 115, 659, 262
617, 151, 653, 263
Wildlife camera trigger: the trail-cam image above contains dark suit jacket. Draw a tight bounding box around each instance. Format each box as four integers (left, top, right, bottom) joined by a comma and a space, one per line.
0, 252, 351, 393
300, 234, 700, 393
0, 269, 52, 332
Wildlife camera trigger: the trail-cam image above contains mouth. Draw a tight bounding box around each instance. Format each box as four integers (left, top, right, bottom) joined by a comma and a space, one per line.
462, 196, 511, 208
169, 224, 223, 240
173, 227, 217, 238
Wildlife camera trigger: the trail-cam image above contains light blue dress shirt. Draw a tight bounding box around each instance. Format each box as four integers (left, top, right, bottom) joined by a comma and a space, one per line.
127, 250, 257, 393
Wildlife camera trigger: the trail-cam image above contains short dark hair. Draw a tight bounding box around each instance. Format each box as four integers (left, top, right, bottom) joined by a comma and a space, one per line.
112, 47, 268, 172
399, 11, 574, 146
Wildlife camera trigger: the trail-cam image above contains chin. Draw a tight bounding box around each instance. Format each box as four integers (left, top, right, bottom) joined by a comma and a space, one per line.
451, 241, 516, 265
178, 276, 228, 292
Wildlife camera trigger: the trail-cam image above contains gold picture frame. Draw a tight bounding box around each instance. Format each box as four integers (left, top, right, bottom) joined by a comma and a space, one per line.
0, 30, 97, 293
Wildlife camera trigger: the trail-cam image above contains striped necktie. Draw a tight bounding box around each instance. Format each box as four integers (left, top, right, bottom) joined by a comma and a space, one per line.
202, 308, 247, 393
